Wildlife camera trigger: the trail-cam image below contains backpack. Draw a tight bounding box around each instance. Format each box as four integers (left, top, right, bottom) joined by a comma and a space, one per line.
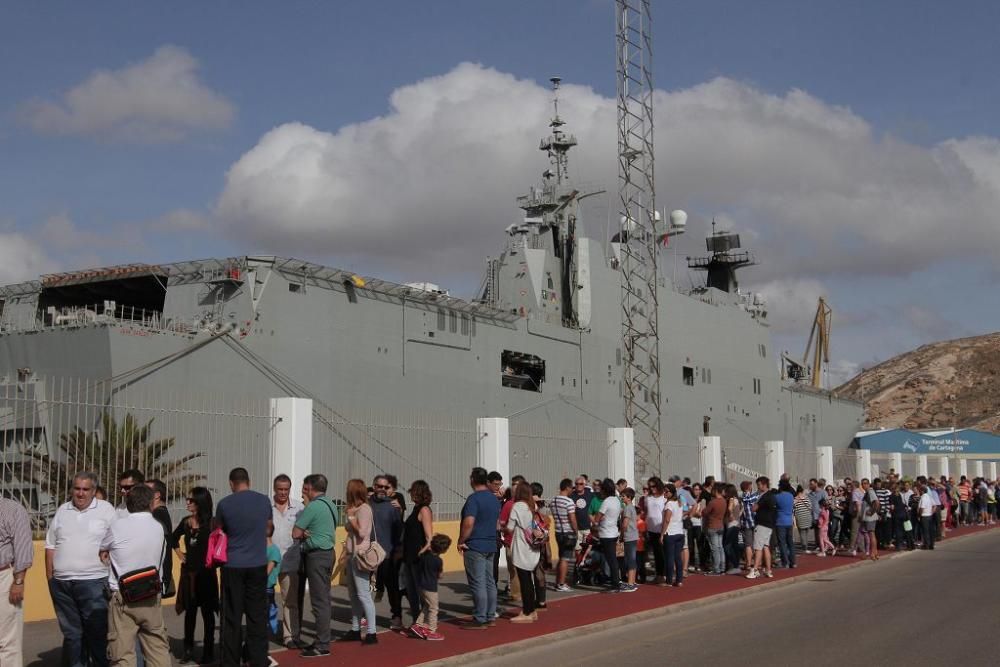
522, 512, 549, 549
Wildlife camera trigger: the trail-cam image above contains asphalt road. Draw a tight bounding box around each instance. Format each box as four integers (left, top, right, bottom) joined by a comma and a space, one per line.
470, 530, 1000, 667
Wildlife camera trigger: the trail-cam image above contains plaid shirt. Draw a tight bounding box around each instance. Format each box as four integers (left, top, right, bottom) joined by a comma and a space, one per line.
740, 491, 759, 530
0, 498, 33, 573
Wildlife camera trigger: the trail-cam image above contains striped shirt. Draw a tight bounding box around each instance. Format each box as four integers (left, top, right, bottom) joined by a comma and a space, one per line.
793, 496, 813, 528
0, 498, 34, 573
551, 495, 576, 533
740, 491, 759, 530
874, 488, 891, 517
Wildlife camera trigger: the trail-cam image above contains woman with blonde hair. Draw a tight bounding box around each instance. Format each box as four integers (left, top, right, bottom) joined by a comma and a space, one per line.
342, 479, 378, 644
505, 481, 542, 622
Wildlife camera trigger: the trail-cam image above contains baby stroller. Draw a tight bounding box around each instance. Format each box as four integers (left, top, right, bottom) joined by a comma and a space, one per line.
572, 533, 607, 586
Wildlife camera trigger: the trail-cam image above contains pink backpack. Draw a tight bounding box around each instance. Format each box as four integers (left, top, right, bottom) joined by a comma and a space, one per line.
205, 528, 228, 568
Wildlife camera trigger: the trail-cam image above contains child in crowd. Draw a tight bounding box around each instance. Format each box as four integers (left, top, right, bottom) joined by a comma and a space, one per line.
411, 534, 452, 641
265, 524, 281, 640
621, 488, 639, 591
817, 499, 835, 556
636, 513, 647, 584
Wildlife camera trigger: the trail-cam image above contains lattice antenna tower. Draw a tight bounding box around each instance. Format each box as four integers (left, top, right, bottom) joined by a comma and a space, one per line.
616, 0, 661, 475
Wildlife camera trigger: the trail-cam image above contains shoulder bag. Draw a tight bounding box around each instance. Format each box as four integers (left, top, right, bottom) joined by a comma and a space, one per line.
351, 508, 386, 573
113, 540, 167, 604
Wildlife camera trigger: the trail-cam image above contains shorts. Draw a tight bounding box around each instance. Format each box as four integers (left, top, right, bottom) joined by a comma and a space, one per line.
556, 532, 577, 561
752, 526, 773, 552
741, 528, 755, 549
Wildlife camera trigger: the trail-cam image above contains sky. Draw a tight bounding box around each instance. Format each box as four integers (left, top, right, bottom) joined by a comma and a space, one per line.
2, 0, 999, 384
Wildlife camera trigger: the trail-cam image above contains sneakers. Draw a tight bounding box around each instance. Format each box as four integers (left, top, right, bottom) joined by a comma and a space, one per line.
745, 568, 760, 580
555, 583, 572, 593
621, 583, 638, 592
300, 646, 330, 658
268, 657, 280, 667
764, 569, 774, 578
423, 630, 445, 641
410, 624, 428, 639
817, 552, 827, 557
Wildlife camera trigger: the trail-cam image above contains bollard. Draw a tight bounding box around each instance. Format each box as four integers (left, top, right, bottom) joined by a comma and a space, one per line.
699, 436, 722, 482
816, 446, 834, 483
765, 441, 784, 483
269, 397, 313, 488
855, 449, 872, 481
608, 427, 636, 488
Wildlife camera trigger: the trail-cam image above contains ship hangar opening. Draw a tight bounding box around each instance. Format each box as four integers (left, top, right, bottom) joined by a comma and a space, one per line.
38, 267, 167, 325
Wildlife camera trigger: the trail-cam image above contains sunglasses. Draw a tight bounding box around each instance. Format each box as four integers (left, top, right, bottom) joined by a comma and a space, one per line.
119, 484, 134, 491
374, 484, 391, 490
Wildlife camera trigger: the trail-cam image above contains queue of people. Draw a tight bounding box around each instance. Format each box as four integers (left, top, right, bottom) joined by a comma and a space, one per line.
33, 464, 997, 667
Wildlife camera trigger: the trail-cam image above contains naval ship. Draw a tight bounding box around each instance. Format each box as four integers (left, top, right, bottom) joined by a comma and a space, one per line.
0, 92, 862, 507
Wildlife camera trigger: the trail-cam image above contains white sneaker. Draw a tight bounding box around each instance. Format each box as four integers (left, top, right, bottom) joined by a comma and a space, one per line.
555, 583, 572, 592
817, 552, 826, 557
745, 568, 760, 580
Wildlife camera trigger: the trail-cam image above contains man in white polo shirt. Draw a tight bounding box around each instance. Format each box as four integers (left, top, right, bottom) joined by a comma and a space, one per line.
101, 484, 170, 667
46, 471, 118, 667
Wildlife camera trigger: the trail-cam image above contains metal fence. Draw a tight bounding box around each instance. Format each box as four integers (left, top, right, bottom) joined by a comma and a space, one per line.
722, 445, 767, 486
312, 405, 477, 521
0, 375, 274, 535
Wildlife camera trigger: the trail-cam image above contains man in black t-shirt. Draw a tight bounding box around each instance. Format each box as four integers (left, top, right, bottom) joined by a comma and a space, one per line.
569, 476, 594, 546
145, 478, 174, 598
746, 476, 778, 579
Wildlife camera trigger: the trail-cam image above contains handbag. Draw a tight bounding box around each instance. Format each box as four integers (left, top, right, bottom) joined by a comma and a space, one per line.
205, 528, 228, 568
113, 541, 166, 604
352, 509, 387, 574
903, 519, 913, 532
280, 541, 303, 575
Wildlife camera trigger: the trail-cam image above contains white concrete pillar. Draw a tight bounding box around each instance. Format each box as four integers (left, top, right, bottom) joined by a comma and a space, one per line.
699, 436, 722, 482
958, 459, 968, 478
477, 418, 510, 483
890, 453, 903, 477
916, 455, 928, 478
855, 449, 872, 481
936, 456, 948, 479
269, 397, 313, 489
608, 428, 636, 488
990, 462, 997, 480
765, 441, 784, 483
974, 460, 984, 478
816, 446, 834, 483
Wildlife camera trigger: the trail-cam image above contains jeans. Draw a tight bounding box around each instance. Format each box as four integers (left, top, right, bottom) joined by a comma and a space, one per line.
220, 566, 269, 667
464, 550, 498, 625
622, 540, 638, 573
921, 516, 935, 549
515, 567, 536, 615
723, 526, 740, 569
664, 534, 684, 585
645, 531, 664, 577
705, 528, 724, 573
346, 559, 376, 634
49, 577, 109, 667
775, 525, 796, 567
687, 526, 703, 570
375, 557, 402, 619
599, 538, 621, 587
303, 549, 334, 646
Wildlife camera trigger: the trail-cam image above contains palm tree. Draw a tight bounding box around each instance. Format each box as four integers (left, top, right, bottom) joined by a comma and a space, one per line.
13, 411, 204, 509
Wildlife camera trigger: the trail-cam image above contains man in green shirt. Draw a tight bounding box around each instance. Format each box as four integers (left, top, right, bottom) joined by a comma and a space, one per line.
292, 474, 338, 657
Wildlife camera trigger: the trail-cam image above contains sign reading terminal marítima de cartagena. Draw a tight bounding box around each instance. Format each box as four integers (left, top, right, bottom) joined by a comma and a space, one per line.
855, 428, 1000, 456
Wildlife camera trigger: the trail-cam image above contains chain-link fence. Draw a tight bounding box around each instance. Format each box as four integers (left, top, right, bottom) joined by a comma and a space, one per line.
0, 375, 274, 535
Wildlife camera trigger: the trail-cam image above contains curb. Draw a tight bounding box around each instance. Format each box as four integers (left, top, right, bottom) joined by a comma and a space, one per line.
415, 526, 996, 666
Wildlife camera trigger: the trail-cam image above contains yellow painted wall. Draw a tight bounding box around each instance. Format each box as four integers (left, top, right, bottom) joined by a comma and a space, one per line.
25, 520, 469, 623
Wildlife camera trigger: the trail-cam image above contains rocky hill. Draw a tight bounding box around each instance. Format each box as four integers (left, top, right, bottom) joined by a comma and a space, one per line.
836, 333, 1000, 431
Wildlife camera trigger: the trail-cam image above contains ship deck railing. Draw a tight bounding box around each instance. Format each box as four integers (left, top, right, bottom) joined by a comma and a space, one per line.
0, 304, 201, 336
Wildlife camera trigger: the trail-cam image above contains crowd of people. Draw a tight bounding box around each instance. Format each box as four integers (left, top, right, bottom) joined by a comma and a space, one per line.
12, 464, 997, 666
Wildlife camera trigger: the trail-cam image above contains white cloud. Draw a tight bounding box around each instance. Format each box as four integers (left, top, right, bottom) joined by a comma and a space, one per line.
215, 63, 1000, 288
755, 278, 828, 335
0, 233, 58, 284
21, 45, 234, 142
